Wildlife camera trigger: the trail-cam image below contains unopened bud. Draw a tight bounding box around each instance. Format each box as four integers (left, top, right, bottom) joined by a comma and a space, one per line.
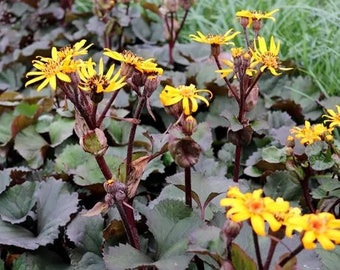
239, 17, 249, 28
104, 178, 116, 193
168, 136, 201, 167
253, 19, 262, 32
90, 91, 104, 103
181, 115, 197, 136
211, 44, 221, 58
222, 219, 242, 241
164, 0, 179, 12
144, 75, 159, 97
179, 0, 194, 10
80, 128, 108, 156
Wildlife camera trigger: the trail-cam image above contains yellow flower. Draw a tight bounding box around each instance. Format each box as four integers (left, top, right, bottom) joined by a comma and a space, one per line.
236, 9, 279, 28
290, 121, 333, 145
135, 59, 163, 76
220, 187, 289, 236
323, 105, 340, 128
251, 36, 292, 76
25, 47, 71, 91
216, 47, 256, 78
78, 58, 126, 93
189, 29, 240, 46
103, 49, 162, 78
57, 39, 93, 59
159, 84, 212, 115
288, 212, 340, 250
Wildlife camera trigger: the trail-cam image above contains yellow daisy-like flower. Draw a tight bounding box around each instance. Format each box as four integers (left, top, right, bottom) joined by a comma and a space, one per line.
220, 186, 289, 236
25, 47, 71, 91
103, 49, 162, 78
57, 39, 93, 59
78, 58, 126, 93
251, 36, 292, 76
135, 59, 163, 76
288, 212, 340, 250
290, 121, 333, 145
236, 9, 279, 28
216, 47, 256, 78
159, 84, 212, 116
189, 29, 240, 46
323, 105, 340, 128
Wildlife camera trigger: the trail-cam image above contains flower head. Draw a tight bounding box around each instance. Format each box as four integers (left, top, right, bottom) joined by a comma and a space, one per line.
57, 39, 93, 59
220, 186, 290, 236
78, 58, 126, 93
236, 9, 279, 28
288, 212, 340, 250
25, 47, 71, 91
189, 29, 240, 46
216, 47, 256, 78
323, 105, 340, 128
251, 36, 292, 76
159, 84, 212, 116
290, 121, 333, 145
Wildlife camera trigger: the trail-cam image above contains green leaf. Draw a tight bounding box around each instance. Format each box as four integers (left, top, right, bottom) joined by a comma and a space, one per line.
35, 114, 54, 133
231, 243, 257, 270
36, 178, 79, 244
0, 168, 11, 194
264, 171, 301, 201
55, 144, 123, 186
13, 250, 71, 270
262, 146, 287, 163
49, 116, 74, 147
192, 122, 213, 151
305, 141, 334, 171
14, 125, 49, 169
0, 181, 38, 224
104, 244, 153, 270
66, 215, 104, 255
315, 245, 340, 270
14, 102, 38, 118
0, 178, 78, 249
73, 252, 105, 270
0, 111, 15, 145
138, 199, 203, 259
187, 225, 226, 259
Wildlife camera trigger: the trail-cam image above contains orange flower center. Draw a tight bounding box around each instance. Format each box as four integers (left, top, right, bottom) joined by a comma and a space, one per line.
309, 216, 326, 233
261, 53, 278, 68
180, 87, 195, 97
246, 198, 264, 214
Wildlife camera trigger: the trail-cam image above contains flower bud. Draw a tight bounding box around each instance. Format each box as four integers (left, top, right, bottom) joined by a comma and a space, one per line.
90, 91, 104, 104
164, 0, 179, 12
239, 17, 249, 28
168, 136, 201, 168
222, 219, 242, 241
144, 75, 159, 97
179, 0, 194, 10
252, 19, 262, 32
104, 178, 116, 193
181, 115, 197, 136
80, 128, 108, 156
211, 44, 221, 58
